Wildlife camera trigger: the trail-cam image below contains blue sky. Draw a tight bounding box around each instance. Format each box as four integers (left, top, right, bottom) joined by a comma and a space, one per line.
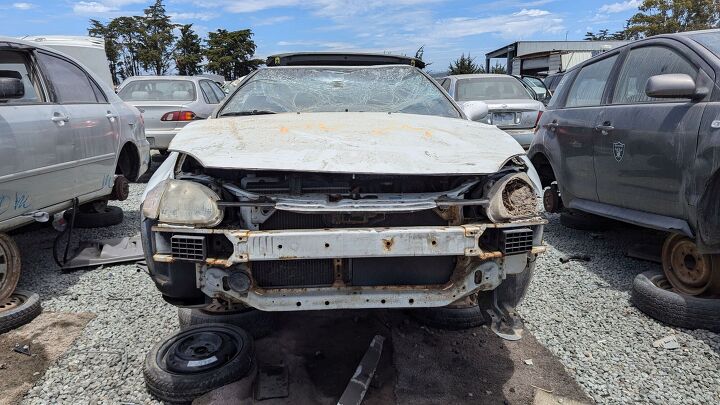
1, 0, 642, 72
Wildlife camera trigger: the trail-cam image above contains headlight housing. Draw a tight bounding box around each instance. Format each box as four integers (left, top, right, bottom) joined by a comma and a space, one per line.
142, 179, 223, 226
485, 173, 538, 222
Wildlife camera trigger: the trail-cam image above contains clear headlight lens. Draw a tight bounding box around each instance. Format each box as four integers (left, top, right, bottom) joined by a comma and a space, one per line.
485, 173, 538, 222
142, 179, 223, 226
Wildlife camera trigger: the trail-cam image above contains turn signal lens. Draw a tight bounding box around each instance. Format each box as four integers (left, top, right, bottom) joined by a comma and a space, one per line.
160, 111, 197, 121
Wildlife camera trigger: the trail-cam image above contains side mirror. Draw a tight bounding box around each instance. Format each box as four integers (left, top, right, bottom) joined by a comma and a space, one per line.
0, 71, 24, 100
460, 101, 489, 121
645, 73, 705, 99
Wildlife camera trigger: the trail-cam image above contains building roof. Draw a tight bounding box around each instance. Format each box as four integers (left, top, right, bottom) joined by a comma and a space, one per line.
486, 40, 630, 59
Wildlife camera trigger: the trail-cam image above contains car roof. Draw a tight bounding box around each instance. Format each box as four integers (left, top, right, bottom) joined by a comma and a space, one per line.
445, 73, 517, 80
266, 52, 426, 69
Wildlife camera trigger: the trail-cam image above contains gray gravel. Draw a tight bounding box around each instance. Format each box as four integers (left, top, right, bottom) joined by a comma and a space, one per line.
518, 214, 720, 404
7, 166, 720, 404
14, 182, 177, 405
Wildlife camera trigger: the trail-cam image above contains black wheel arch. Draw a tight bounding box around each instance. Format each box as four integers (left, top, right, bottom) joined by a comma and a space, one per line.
697, 169, 720, 251
116, 142, 140, 182
529, 151, 557, 189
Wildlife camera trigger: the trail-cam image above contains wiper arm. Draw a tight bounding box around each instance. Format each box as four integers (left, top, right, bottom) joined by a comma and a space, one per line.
219, 110, 277, 117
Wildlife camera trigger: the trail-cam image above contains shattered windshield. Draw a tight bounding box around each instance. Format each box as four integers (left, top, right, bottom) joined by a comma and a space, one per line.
219, 66, 460, 118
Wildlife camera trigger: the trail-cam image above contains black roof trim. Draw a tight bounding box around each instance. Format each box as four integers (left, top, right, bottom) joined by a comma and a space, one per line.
266, 52, 426, 69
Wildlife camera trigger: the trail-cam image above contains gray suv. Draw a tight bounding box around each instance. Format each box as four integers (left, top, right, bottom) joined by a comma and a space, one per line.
529, 29, 720, 297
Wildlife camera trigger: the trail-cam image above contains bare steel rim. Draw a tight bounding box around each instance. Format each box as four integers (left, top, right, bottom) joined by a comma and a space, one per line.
0, 234, 22, 302
0, 293, 25, 313
662, 234, 720, 296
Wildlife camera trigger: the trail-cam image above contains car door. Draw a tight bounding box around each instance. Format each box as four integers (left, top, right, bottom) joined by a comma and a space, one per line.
550, 53, 619, 202
594, 41, 711, 218
0, 47, 77, 222
36, 51, 118, 197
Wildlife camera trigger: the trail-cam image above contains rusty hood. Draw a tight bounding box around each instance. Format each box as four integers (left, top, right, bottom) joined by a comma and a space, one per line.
168, 112, 525, 175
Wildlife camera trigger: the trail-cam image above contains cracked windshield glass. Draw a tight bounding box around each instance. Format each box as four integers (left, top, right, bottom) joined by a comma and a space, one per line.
220, 66, 460, 118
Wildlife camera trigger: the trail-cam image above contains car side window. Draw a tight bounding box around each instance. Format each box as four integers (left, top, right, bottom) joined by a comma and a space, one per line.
564, 55, 618, 108
612, 46, 698, 104
199, 80, 219, 104
37, 52, 99, 104
441, 79, 451, 92
209, 81, 226, 101
0, 50, 43, 104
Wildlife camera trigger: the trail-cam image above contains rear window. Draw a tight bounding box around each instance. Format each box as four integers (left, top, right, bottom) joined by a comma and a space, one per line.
456, 76, 531, 101
118, 80, 196, 102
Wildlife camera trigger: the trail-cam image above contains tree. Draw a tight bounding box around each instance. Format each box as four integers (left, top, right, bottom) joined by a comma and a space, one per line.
88, 19, 121, 84
109, 16, 144, 79
137, 0, 176, 75
174, 24, 204, 75
489, 62, 507, 74
624, 0, 720, 38
448, 53, 484, 75
205, 29, 263, 80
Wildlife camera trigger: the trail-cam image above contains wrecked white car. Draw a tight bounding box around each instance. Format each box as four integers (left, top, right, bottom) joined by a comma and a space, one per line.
140, 53, 546, 334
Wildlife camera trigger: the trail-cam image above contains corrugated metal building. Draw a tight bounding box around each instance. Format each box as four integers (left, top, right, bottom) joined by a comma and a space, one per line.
485, 40, 630, 76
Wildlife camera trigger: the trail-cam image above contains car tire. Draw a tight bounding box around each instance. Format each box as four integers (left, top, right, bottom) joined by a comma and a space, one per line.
143, 323, 255, 404
559, 209, 614, 231
0, 233, 21, 302
412, 302, 486, 330
0, 290, 42, 335
64, 206, 124, 228
178, 307, 275, 339
632, 270, 720, 332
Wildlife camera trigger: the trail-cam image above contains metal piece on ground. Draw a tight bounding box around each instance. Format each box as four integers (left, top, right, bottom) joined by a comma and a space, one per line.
653, 335, 680, 350
0, 233, 21, 302
254, 363, 289, 400
559, 255, 592, 264
62, 235, 144, 270
626, 243, 663, 264
661, 233, 720, 296
13, 343, 31, 356
485, 290, 524, 341
337, 335, 385, 405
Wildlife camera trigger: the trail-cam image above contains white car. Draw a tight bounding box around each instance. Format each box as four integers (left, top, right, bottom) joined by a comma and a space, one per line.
140, 53, 545, 341
0, 37, 150, 300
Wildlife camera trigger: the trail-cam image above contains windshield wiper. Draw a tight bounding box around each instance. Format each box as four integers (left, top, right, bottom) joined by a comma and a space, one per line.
219, 110, 277, 117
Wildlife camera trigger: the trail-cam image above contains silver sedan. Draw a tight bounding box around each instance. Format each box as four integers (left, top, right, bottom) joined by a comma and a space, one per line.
438, 74, 545, 149
117, 76, 226, 151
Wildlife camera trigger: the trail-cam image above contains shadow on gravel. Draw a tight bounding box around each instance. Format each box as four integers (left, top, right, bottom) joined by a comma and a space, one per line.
542, 213, 665, 292
250, 309, 589, 404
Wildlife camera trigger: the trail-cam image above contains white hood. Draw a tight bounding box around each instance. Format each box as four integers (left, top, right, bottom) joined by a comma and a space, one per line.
169, 112, 525, 175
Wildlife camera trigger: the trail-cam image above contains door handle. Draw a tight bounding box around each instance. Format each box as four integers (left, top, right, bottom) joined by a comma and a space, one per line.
106, 111, 118, 122
51, 114, 69, 124
594, 124, 614, 135
546, 121, 559, 131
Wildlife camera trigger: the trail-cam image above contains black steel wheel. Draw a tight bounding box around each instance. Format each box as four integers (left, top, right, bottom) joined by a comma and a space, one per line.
143, 323, 255, 404
0, 233, 21, 302
0, 290, 41, 334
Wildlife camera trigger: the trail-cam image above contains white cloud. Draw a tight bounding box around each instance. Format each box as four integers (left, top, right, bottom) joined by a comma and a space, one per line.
224, 0, 300, 13
435, 9, 564, 40
254, 15, 294, 26
169, 12, 217, 21
73, 1, 116, 14
12, 2, 35, 10
599, 0, 640, 14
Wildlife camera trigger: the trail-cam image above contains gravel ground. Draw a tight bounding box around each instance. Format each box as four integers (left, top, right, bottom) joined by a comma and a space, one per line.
14, 182, 178, 405
518, 215, 720, 404
6, 161, 720, 404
